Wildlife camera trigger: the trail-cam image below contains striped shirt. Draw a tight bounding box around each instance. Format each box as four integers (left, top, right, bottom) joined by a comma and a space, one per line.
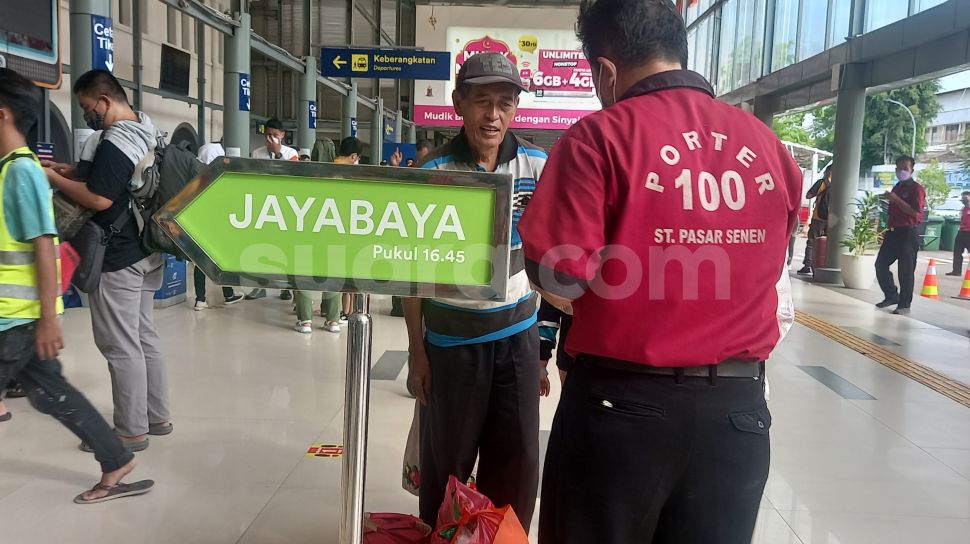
421, 129, 547, 347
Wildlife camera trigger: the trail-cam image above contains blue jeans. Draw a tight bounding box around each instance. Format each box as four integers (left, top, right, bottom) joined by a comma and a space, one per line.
0, 323, 133, 473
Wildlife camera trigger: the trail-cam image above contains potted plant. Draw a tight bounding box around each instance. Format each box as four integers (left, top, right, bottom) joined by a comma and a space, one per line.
840, 191, 883, 290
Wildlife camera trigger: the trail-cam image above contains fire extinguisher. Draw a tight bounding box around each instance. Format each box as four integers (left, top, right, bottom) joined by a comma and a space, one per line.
814, 236, 828, 270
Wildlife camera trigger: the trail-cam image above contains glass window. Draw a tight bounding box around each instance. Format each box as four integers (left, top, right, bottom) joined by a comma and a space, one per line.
182, 13, 193, 52
117, 0, 131, 27
167, 7, 178, 45
749, 0, 767, 82
695, 17, 713, 82
865, 0, 909, 32
946, 124, 959, 143
828, 0, 852, 46
730, 0, 767, 89
686, 1, 701, 25
718, 0, 738, 93
917, 0, 948, 12
798, 0, 827, 60
771, 0, 798, 72
733, 0, 755, 90
687, 28, 698, 72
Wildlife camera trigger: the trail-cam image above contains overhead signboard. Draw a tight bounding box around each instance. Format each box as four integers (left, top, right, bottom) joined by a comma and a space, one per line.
155, 159, 513, 301
91, 15, 114, 72
320, 47, 451, 80
414, 10, 601, 131
238, 73, 251, 111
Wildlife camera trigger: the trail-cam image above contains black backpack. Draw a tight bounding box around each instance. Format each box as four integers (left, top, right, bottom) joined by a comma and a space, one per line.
130, 136, 202, 260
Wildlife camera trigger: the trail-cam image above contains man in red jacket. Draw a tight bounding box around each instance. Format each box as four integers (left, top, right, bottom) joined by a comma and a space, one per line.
518, 1, 801, 542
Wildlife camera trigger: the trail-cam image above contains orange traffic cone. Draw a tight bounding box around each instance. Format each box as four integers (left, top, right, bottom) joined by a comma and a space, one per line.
955, 269, 970, 300
921, 258, 940, 300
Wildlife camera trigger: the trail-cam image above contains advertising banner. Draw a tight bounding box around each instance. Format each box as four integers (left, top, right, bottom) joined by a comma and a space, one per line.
415, 27, 600, 131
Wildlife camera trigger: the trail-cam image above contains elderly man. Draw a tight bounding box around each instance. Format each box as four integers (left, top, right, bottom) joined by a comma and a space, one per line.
404, 52, 547, 529
519, 1, 801, 542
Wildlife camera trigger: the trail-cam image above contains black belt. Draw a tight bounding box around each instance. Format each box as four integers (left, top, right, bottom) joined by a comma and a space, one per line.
582, 355, 765, 383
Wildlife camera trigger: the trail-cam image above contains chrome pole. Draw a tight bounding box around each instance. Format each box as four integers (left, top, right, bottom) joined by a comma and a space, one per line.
339, 293, 372, 544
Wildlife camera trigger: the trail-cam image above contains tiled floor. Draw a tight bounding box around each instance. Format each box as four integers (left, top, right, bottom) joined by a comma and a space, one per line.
1, 266, 969, 543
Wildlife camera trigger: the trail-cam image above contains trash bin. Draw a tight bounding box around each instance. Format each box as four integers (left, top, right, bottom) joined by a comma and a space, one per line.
921, 216, 944, 251
942, 216, 961, 251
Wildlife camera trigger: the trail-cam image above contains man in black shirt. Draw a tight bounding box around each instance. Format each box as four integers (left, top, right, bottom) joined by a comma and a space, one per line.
45, 70, 171, 451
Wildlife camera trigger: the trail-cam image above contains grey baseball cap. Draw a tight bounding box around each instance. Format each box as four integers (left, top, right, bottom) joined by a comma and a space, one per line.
457, 52, 528, 91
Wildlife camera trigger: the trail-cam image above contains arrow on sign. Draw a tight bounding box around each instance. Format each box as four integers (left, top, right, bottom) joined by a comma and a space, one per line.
332, 56, 348, 70
105, 53, 114, 72
153, 158, 511, 299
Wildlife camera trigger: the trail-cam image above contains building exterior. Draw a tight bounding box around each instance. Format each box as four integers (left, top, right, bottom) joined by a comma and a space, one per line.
923, 71, 970, 190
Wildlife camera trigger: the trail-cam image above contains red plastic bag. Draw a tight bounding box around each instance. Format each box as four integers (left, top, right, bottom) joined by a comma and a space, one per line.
59, 242, 79, 294
363, 512, 432, 544
431, 476, 529, 544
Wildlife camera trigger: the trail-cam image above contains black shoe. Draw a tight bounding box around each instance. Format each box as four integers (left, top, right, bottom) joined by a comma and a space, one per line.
224, 294, 244, 305
245, 289, 267, 300
280, 290, 293, 301
892, 306, 911, 315
946, 271, 962, 277
797, 266, 812, 275
876, 299, 899, 309
5, 384, 25, 398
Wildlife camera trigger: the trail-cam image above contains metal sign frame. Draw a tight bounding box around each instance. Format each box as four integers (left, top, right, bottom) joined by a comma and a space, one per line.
155, 158, 513, 302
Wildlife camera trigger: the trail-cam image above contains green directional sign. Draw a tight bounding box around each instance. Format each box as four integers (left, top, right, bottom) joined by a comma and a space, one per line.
156, 159, 512, 301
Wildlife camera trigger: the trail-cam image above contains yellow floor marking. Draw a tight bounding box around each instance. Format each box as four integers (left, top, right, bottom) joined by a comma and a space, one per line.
795, 310, 970, 408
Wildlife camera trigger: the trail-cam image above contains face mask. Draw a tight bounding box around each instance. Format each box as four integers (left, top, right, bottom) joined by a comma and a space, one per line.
595, 62, 617, 108
83, 102, 105, 131
896, 169, 912, 182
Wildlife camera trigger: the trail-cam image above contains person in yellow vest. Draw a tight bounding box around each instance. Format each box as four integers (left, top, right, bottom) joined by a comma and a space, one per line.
0, 68, 153, 503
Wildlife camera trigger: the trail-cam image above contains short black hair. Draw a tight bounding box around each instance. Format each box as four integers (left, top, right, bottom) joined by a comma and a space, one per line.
72, 69, 129, 102
577, 0, 688, 69
265, 118, 284, 132
0, 68, 40, 137
338, 136, 363, 157
896, 155, 916, 170
416, 139, 434, 152
962, 191, 970, 197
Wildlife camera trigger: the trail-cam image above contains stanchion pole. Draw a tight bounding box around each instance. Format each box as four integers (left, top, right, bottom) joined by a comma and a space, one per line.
339, 293, 373, 544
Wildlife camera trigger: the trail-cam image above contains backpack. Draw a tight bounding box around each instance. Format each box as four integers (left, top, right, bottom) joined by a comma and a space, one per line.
130, 135, 202, 260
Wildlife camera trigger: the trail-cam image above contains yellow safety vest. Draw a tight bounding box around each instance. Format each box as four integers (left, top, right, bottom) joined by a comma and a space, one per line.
0, 148, 63, 319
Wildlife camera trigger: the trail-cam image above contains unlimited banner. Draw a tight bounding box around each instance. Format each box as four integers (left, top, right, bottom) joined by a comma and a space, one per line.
415, 27, 600, 131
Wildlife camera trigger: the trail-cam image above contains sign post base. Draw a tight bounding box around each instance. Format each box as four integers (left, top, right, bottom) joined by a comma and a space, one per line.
339, 293, 373, 544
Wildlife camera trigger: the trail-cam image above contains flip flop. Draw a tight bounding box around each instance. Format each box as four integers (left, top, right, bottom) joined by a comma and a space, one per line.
79, 438, 149, 453
0, 412, 11, 422
148, 422, 173, 436
73, 480, 154, 504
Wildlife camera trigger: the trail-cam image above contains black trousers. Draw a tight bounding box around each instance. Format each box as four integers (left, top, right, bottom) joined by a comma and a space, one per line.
876, 227, 920, 307
0, 323, 133, 473
419, 326, 540, 530
539, 359, 770, 544
802, 219, 827, 267
953, 231, 970, 274
194, 266, 234, 302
